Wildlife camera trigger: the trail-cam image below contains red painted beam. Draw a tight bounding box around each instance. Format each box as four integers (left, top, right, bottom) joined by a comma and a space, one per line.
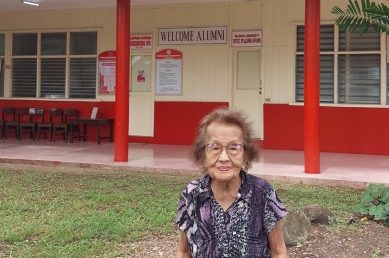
304, 0, 320, 173
114, 0, 130, 162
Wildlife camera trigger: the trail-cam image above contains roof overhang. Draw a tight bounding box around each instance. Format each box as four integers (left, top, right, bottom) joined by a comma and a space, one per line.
1, 0, 245, 12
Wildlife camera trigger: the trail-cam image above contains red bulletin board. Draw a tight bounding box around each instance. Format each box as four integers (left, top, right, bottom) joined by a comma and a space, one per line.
98, 50, 116, 95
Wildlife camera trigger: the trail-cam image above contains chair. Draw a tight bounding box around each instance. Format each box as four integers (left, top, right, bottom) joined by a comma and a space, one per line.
18, 108, 44, 141
52, 108, 80, 142
1, 107, 16, 139
3, 107, 20, 140
37, 109, 64, 141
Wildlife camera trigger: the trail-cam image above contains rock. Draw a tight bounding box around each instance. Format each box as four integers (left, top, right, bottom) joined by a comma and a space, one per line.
303, 204, 334, 225
282, 210, 312, 247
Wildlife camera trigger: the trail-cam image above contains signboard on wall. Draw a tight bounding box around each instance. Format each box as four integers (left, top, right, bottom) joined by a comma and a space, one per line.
232, 30, 262, 47
130, 34, 153, 50
98, 51, 116, 95
155, 49, 183, 95
158, 26, 227, 45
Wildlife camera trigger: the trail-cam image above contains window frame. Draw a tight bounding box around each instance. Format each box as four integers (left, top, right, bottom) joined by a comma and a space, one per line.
294, 23, 388, 107
0, 33, 5, 97
9, 30, 98, 99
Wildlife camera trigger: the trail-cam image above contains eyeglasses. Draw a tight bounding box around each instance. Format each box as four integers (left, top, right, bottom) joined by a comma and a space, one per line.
205, 142, 243, 157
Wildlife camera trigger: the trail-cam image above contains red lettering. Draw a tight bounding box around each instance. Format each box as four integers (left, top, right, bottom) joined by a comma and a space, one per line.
131, 41, 146, 46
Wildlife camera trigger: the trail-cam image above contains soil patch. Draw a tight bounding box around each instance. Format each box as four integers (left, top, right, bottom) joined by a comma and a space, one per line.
119, 222, 389, 258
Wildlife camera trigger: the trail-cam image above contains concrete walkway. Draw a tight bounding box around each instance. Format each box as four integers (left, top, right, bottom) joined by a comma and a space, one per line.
0, 140, 388, 188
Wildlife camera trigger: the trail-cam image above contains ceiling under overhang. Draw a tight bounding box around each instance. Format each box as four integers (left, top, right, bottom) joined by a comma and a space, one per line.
0, 0, 246, 12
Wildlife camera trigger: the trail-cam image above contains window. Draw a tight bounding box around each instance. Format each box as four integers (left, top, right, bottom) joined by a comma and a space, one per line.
296, 25, 335, 103
0, 34, 4, 97
69, 58, 97, 98
41, 32, 66, 98
12, 33, 38, 97
70, 32, 97, 55
41, 58, 66, 98
0, 34, 4, 56
11, 31, 97, 99
69, 32, 97, 99
12, 58, 37, 97
296, 25, 382, 105
338, 54, 380, 104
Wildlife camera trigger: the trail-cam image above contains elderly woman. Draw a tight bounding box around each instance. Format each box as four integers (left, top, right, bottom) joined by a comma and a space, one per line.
176, 108, 287, 258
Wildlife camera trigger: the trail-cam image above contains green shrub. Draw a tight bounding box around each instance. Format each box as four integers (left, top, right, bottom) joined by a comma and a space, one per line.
353, 184, 389, 222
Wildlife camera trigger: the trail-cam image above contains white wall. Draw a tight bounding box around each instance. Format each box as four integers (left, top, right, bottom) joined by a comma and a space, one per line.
260, 0, 387, 104
0, 7, 116, 101
4, 0, 366, 133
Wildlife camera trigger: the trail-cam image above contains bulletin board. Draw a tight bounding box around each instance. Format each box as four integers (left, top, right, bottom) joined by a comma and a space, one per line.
155, 49, 183, 96
98, 50, 116, 95
131, 55, 152, 92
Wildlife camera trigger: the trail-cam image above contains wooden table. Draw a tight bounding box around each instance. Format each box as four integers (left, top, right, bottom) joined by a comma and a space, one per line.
70, 118, 114, 144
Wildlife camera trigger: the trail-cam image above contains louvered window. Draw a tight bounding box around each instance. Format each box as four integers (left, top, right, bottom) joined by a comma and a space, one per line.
0, 34, 4, 56
338, 29, 381, 104
10, 31, 97, 99
296, 54, 334, 103
339, 28, 380, 51
69, 32, 97, 98
296, 25, 335, 102
338, 54, 380, 104
69, 58, 96, 98
12, 58, 37, 97
0, 34, 4, 97
296, 25, 382, 105
12, 33, 37, 97
41, 58, 66, 98
296, 24, 334, 52
40, 33, 66, 98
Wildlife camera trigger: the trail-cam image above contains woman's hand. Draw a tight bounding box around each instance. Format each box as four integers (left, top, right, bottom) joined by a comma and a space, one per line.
176, 231, 192, 258
268, 220, 288, 258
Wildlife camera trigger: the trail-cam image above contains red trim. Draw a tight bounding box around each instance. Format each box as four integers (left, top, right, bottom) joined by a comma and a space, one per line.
128, 136, 154, 143
0, 100, 227, 145
0, 100, 114, 141
153, 101, 228, 145
264, 103, 389, 156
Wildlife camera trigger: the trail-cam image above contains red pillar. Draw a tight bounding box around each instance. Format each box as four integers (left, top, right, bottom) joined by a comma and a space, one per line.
304, 0, 320, 173
114, 0, 130, 162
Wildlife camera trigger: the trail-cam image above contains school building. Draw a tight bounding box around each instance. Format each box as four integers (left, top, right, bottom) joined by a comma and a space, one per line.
0, 0, 388, 159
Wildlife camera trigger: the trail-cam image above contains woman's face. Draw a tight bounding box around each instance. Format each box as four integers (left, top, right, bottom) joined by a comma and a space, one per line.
204, 122, 245, 183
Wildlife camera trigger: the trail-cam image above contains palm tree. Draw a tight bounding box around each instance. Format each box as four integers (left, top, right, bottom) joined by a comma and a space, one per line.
332, 0, 389, 33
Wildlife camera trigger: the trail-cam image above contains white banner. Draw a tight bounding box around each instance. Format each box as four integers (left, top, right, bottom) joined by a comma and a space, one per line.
232, 30, 262, 47
159, 26, 227, 45
130, 34, 153, 50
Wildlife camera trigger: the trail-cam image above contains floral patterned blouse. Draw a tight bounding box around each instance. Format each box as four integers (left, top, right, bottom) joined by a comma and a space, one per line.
176, 170, 287, 258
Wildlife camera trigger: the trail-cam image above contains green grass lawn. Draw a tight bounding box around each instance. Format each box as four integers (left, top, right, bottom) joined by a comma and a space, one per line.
0, 165, 362, 257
